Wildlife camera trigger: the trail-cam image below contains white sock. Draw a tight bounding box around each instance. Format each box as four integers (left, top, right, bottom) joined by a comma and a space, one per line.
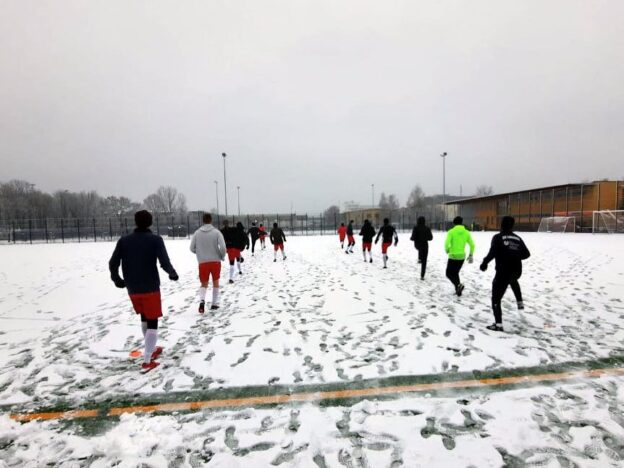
274, 252, 277, 260
141, 321, 147, 337
237, 261, 242, 272
199, 287, 207, 302
282, 250, 286, 259
144, 329, 157, 364
362, 250, 367, 260
212, 287, 219, 306
230, 265, 236, 280
383, 254, 387, 267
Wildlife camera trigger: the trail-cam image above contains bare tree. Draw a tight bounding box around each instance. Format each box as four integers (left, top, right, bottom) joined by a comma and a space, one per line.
475, 185, 494, 197
323, 205, 340, 223
143, 186, 187, 215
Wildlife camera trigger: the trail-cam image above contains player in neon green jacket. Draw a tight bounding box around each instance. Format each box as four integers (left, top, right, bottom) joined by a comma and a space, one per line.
444, 216, 475, 296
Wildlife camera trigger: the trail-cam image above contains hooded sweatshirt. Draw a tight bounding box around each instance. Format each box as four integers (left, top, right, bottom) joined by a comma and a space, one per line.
190, 224, 227, 263
444, 224, 475, 260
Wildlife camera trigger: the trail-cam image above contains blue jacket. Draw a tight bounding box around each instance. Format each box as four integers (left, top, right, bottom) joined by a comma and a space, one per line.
109, 229, 177, 294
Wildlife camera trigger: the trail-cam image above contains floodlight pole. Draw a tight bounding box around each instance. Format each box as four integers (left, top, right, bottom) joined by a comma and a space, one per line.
371, 184, 375, 208
441, 152, 447, 228
237, 186, 241, 217
222, 152, 228, 216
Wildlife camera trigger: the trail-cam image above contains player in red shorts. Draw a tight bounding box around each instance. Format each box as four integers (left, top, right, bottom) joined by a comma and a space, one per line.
190, 213, 226, 313
220, 220, 240, 284
270, 222, 287, 262
109, 210, 178, 371
345, 220, 355, 254
359, 219, 376, 263
337, 223, 347, 249
259, 223, 267, 249
375, 217, 398, 269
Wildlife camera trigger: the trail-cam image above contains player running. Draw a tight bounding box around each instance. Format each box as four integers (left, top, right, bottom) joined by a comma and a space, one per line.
359, 219, 376, 263
410, 216, 433, 280
234, 222, 250, 271
190, 213, 226, 313
248, 221, 261, 255
109, 210, 178, 371
375, 218, 398, 268
270, 222, 287, 262
345, 220, 356, 254
480, 216, 530, 332
444, 216, 475, 297
221, 220, 241, 284
337, 223, 347, 249
259, 223, 267, 249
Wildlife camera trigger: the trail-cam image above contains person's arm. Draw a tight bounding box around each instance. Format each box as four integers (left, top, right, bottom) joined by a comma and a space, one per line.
481, 236, 497, 268
427, 228, 433, 241
393, 227, 398, 245
444, 232, 451, 253
156, 237, 178, 280
519, 238, 530, 260
189, 232, 197, 254
282, 229, 287, 242
218, 231, 227, 260
375, 230, 381, 243
108, 240, 125, 288
410, 228, 416, 241
270, 230, 275, 244
359, 227, 364, 236
468, 232, 475, 255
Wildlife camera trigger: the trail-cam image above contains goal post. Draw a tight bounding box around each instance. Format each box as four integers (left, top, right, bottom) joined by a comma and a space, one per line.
537, 216, 576, 233
592, 210, 624, 234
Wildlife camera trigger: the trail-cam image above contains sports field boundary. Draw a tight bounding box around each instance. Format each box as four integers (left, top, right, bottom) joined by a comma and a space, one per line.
7, 355, 624, 423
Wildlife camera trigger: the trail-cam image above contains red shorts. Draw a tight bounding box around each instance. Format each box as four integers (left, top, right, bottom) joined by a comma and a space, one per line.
363, 242, 372, 251
129, 291, 162, 320
339, 235, 346, 242
347, 235, 355, 243
274, 243, 284, 251
382, 242, 392, 254
227, 248, 241, 262
199, 261, 221, 283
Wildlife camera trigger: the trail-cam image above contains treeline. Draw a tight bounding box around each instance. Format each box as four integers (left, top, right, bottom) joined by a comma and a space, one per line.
0, 180, 187, 221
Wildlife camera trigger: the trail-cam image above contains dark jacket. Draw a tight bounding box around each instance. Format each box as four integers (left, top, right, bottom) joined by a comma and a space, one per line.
234, 226, 250, 250
359, 223, 376, 243
376, 224, 398, 244
221, 227, 237, 248
482, 231, 530, 276
346, 223, 354, 236
410, 224, 433, 250
270, 227, 286, 244
248, 226, 261, 241
109, 229, 177, 294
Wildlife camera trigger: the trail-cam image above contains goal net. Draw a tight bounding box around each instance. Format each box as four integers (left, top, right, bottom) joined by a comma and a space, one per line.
592, 210, 624, 234
537, 216, 576, 233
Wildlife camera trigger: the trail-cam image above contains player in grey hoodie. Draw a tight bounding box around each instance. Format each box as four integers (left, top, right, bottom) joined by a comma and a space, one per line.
190, 213, 227, 313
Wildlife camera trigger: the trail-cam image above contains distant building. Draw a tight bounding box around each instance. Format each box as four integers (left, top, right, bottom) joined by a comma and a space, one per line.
446, 180, 624, 232
342, 207, 382, 227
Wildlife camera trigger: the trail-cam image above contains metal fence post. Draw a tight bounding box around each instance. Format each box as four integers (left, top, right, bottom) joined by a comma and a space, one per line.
61, 219, 65, 243
77, 219, 81, 242
124, 218, 128, 235
187, 214, 190, 238
45, 218, 49, 243
28, 219, 32, 244
109, 218, 113, 240
93, 218, 97, 242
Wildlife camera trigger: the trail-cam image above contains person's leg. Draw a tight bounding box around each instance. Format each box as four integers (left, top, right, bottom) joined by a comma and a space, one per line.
274, 244, 277, 261
510, 276, 524, 308
144, 318, 158, 365
362, 246, 367, 261
140, 313, 148, 337
281, 244, 286, 260
491, 275, 509, 326
211, 262, 221, 309
420, 246, 428, 279
251, 238, 257, 254
237, 257, 242, 273
446, 259, 461, 287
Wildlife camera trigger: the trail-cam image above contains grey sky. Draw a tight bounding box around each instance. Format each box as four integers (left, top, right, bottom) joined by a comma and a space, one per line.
1, 0, 623, 213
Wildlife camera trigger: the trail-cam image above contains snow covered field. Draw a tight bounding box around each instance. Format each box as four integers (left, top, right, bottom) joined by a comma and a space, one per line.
1, 232, 624, 466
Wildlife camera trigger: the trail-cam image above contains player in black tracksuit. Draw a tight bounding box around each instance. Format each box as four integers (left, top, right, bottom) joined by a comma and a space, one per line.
234, 222, 249, 268
270, 222, 287, 262
248, 222, 261, 255
480, 216, 530, 332
375, 218, 398, 269
410, 216, 433, 280
359, 219, 376, 263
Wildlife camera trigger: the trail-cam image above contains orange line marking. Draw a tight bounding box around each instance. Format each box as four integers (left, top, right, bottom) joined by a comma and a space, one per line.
9, 367, 624, 422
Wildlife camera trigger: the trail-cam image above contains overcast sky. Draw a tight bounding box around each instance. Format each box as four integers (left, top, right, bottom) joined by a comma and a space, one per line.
1, 0, 623, 213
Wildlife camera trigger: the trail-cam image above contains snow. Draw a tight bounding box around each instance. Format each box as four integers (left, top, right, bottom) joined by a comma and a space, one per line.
1, 232, 624, 466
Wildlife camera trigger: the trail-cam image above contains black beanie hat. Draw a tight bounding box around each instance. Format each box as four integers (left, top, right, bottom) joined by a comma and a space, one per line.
135, 210, 153, 229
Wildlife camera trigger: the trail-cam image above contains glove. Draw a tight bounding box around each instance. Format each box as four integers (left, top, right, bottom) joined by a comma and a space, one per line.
467, 255, 474, 264
480, 263, 487, 272
394, 240, 398, 246
113, 277, 125, 289
169, 272, 179, 281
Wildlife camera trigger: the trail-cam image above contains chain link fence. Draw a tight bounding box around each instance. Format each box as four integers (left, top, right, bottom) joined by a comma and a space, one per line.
0, 211, 430, 244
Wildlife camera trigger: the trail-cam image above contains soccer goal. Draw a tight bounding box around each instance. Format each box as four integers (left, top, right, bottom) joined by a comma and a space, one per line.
537, 216, 576, 233
592, 210, 624, 234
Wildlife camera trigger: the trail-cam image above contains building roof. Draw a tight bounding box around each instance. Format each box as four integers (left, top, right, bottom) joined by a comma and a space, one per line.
444, 181, 606, 205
